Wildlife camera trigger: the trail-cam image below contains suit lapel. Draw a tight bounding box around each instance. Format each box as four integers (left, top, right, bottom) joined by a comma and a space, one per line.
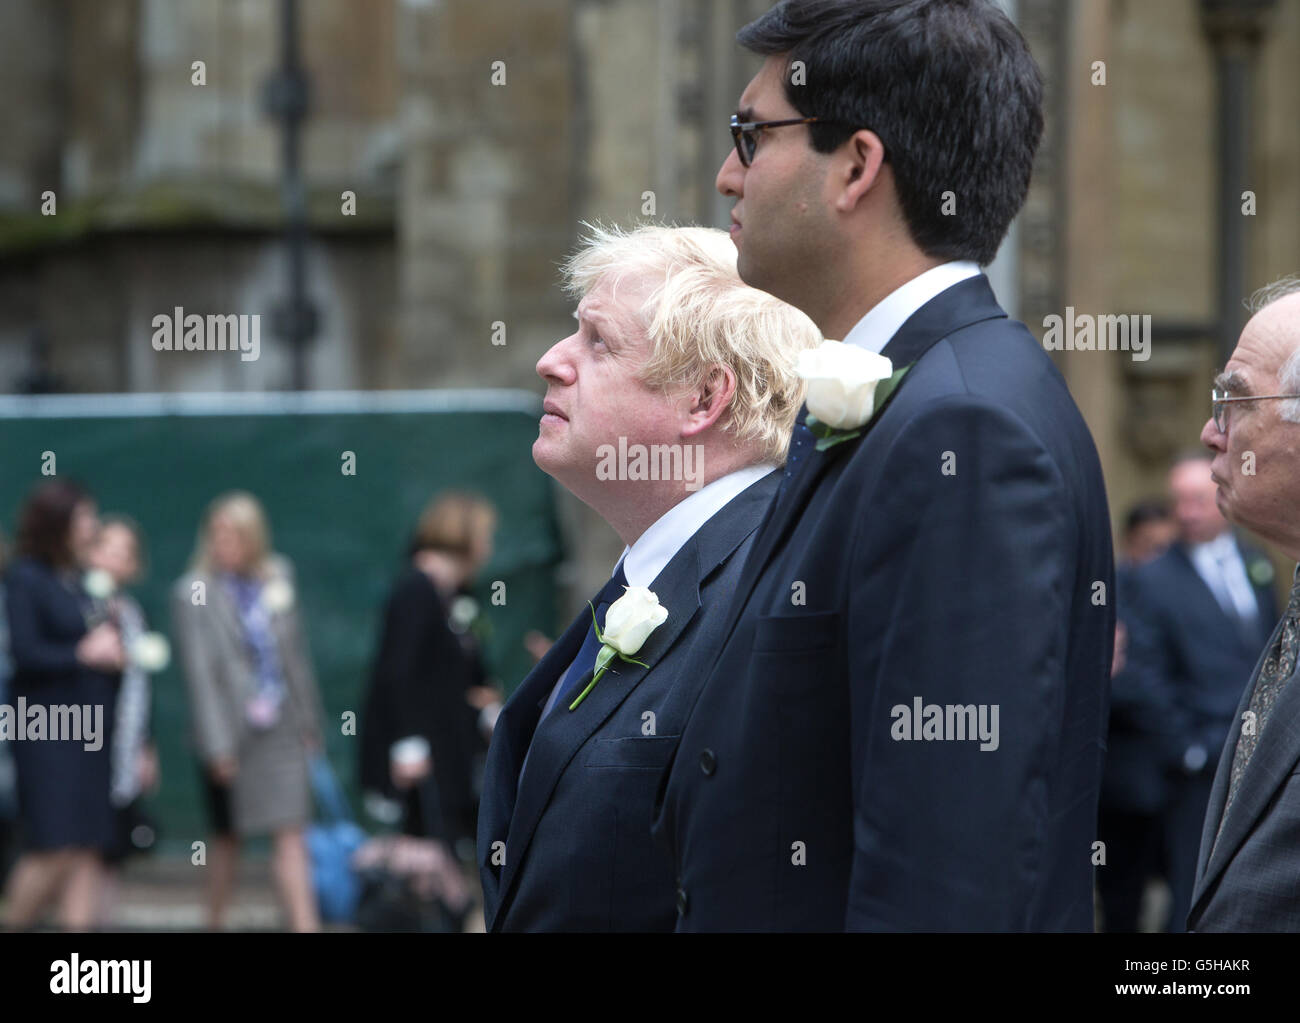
1191, 630, 1300, 916
710, 274, 1008, 657
480, 611, 588, 927
494, 549, 705, 920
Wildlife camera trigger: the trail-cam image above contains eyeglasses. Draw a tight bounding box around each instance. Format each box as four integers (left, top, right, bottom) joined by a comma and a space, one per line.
1210, 387, 1300, 433
729, 114, 835, 168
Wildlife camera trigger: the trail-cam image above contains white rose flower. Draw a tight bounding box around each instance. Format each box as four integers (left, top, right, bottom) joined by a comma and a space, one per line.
130, 632, 172, 673
601, 586, 669, 658
83, 568, 116, 600
795, 340, 894, 430
449, 595, 479, 633
261, 577, 295, 614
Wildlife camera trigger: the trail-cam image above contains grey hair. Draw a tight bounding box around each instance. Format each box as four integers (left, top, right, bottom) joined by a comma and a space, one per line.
1246, 275, 1300, 423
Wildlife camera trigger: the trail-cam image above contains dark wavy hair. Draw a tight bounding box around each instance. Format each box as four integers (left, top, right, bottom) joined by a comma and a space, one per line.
737, 0, 1044, 266
15, 478, 93, 569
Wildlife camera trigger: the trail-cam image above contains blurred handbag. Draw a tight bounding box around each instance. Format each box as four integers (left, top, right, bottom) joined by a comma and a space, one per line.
306, 754, 368, 923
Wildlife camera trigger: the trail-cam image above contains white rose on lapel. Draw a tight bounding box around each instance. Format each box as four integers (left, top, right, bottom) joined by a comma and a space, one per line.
795, 341, 894, 430
568, 585, 669, 711
601, 587, 669, 657
449, 595, 479, 634
83, 568, 116, 600
261, 577, 295, 615
130, 631, 172, 673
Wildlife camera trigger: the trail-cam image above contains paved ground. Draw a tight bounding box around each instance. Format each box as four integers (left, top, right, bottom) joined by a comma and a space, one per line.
3, 853, 485, 932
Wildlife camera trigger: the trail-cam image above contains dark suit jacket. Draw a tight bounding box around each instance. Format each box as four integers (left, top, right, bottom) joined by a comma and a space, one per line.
1104, 541, 1278, 815
650, 274, 1115, 931
1188, 587, 1300, 931
358, 567, 485, 842
477, 470, 779, 931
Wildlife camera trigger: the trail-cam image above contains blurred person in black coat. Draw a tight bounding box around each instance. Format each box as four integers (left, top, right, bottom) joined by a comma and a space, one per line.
1097, 498, 1176, 931
359, 493, 499, 858
1, 480, 124, 930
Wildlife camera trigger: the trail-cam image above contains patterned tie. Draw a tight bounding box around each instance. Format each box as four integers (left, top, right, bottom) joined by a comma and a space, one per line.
1218, 565, 1300, 836
777, 406, 815, 501
546, 560, 630, 716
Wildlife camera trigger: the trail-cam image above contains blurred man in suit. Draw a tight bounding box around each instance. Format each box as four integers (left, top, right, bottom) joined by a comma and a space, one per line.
1188, 276, 1300, 930
651, 0, 1113, 930
1101, 456, 1277, 932
477, 224, 819, 931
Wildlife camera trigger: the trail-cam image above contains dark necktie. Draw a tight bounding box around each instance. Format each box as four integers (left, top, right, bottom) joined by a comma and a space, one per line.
548, 560, 630, 715
1217, 566, 1300, 837
777, 405, 815, 501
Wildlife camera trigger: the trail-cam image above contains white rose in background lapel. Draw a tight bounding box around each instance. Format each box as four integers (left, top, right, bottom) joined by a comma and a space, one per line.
261, 576, 295, 615
449, 595, 479, 634
83, 568, 116, 600
130, 632, 172, 673
568, 586, 669, 711
795, 341, 907, 450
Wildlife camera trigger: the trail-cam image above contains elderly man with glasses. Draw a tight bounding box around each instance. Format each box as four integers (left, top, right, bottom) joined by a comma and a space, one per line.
1187, 275, 1300, 931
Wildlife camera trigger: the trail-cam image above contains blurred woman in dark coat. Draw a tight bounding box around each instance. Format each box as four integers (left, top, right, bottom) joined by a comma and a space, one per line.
360, 492, 499, 858
1, 480, 123, 930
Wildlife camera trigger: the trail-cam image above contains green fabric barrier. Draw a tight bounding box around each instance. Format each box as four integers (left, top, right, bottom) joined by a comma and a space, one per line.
0, 391, 562, 851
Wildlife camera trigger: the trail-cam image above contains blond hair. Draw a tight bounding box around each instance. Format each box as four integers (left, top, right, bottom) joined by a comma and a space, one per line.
410, 491, 498, 560
561, 222, 820, 464
189, 490, 274, 578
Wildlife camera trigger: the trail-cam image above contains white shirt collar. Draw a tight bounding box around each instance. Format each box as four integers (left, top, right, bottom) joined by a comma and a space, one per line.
617, 463, 777, 588
841, 261, 982, 355
1190, 531, 1238, 563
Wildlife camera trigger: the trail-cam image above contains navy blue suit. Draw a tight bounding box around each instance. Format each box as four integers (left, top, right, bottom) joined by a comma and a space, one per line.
477, 471, 778, 931
650, 275, 1115, 931
1115, 540, 1277, 929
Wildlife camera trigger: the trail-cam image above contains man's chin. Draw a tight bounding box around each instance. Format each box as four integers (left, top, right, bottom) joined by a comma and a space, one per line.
1213, 487, 1234, 522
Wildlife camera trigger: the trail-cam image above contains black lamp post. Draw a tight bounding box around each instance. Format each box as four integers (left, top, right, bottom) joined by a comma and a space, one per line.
262, 0, 318, 390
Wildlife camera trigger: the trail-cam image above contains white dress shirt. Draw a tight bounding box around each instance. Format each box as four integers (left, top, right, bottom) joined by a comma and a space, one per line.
1189, 532, 1260, 627
538, 462, 777, 717
842, 261, 982, 354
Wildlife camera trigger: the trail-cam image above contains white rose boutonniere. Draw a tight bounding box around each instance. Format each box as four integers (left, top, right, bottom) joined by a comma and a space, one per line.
568, 586, 669, 711
130, 631, 172, 673
449, 595, 479, 634
795, 340, 910, 450
261, 577, 295, 615
83, 568, 117, 600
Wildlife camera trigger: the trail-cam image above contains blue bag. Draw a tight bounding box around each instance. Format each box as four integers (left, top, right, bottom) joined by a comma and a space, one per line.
306, 754, 368, 923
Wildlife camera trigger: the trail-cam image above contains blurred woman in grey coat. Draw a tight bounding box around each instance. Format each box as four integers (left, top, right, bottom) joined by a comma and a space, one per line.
172, 491, 326, 932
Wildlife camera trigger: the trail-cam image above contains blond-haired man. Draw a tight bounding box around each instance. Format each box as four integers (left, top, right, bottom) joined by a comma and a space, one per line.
478, 223, 819, 931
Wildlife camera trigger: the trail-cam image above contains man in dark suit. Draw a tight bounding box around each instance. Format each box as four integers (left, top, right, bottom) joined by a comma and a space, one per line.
650, 0, 1114, 931
477, 224, 819, 931
1188, 277, 1300, 931
1107, 454, 1278, 931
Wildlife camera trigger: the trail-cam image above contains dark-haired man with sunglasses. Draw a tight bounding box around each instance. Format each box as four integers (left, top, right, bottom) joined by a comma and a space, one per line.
652, 0, 1115, 932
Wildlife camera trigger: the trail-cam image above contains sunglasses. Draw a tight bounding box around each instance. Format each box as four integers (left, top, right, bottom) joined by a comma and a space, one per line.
729, 114, 843, 168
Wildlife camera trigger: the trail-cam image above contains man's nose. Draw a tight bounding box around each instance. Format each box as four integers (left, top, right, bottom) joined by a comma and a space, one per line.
1200, 416, 1224, 452
536, 334, 578, 384
716, 146, 743, 199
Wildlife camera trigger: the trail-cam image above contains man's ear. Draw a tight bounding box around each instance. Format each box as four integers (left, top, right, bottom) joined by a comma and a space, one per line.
834, 129, 888, 214
682, 365, 737, 439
